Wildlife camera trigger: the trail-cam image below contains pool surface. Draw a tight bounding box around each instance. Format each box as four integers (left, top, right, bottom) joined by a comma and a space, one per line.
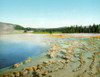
0, 34, 49, 69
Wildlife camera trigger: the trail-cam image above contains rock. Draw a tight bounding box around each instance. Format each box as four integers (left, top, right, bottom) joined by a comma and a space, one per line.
49, 75, 53, 77
53, 68, 59, 71
37, 64, 42, 70
0, 74, 9, 77
13, 64, 19, 68
21, 70, 28, 76
32, 66, 37, 71
88, 56, 93, 59
61, 51, 66, 54
65, 60, 70, 63
28, 57, 31, 59
8, 74, 15, 77
19, 62, 23, 65
23, 57, 31, 64
42, 71, 48, 76
26, 67, 33, 74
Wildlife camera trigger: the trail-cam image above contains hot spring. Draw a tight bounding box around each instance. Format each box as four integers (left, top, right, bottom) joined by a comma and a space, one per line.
0, 34, 50, 69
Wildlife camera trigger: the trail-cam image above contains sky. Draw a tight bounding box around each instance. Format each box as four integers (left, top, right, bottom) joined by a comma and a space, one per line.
0, 0, 100, 28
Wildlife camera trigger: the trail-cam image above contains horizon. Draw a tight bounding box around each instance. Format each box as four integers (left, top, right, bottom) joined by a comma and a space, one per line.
1, 21, 100, 29
0, 0, 100, 28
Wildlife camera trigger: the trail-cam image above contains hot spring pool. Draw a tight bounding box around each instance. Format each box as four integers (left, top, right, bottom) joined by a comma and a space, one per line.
0, 34, 49, 69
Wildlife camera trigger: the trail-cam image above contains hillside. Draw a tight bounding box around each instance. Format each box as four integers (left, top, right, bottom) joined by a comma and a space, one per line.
0, 22, 14, 33
0, 22, 25, 34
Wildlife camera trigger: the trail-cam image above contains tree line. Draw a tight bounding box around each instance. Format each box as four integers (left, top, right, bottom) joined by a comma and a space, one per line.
14, 24, 100, 33
62, 24, 100, 33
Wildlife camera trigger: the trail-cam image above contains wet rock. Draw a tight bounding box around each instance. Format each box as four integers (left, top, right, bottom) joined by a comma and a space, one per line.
23, 57, 31, 64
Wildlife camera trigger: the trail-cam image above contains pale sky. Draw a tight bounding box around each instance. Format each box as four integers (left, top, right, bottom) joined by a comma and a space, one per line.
0, 0, 100, 28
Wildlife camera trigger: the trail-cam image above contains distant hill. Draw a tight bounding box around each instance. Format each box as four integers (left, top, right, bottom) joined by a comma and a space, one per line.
0, 22, 25, 34
0, 22, 15, 33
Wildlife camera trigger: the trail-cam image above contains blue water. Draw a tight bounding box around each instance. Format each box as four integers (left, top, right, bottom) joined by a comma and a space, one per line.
0, 40, 49, 69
